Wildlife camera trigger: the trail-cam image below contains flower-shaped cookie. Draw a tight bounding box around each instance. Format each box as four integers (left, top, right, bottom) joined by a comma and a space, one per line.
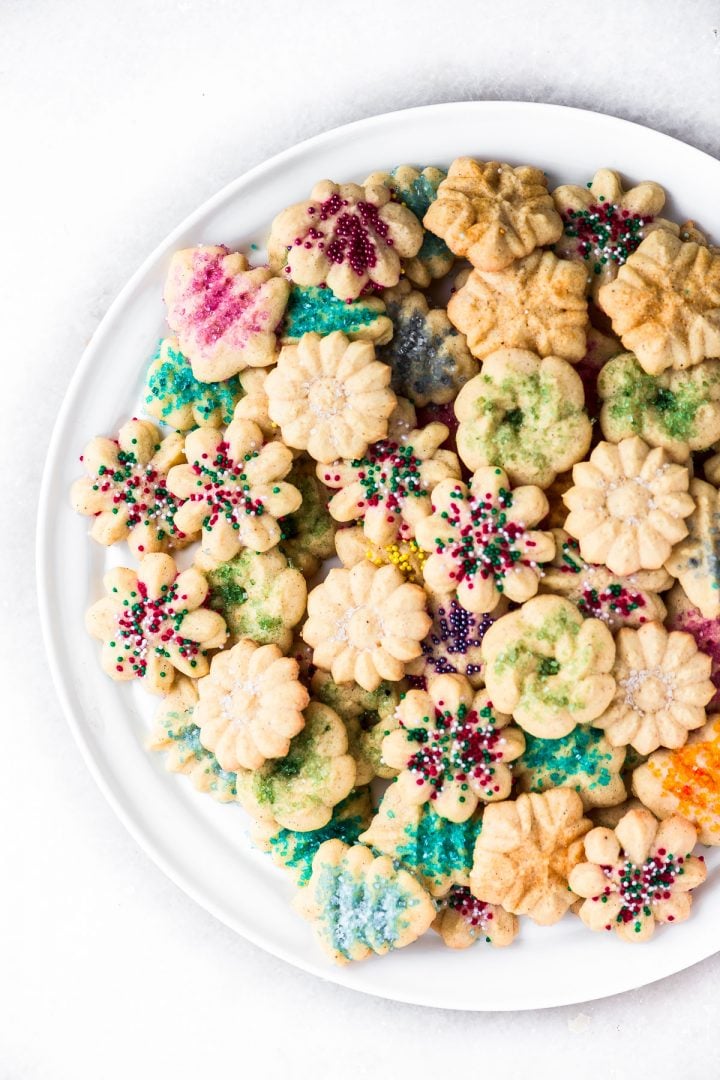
311, 670, 402, 784
598, 353, 720, 462
598, 231, 720, 375
164, 245, 289, 381
470, 789, 591, 925
415, 467, 555, 613
148, 676, 237, 802
423, 158, 562, 271
143, 337, 242, 430
166, 418, 301, 563
481, 595, 617, 739
665, 581, 720, 711
382, 676, 525, 822
454, 349, 592, 488
665, 478, 720, 618
541, 529, 671, 631
515, 725, 627, 810
364, 165, 454, 286
553, 168, 671, 300
376, 281, 476, 407
592, 622, 713, 755
360, 783, 481, 896
203, 546, 307, 650
268, 179, 423, 301
278, 456, 337, 578
236, 701, 356, 832
568, 808, 706, 941
563, 437, 695, 575
196, 639, 310, 772
319, 422, 461, 546
633, 715, 720, 845
334, 524, 429, 585
71, 418, 188, 556
433, 886, 519, 949
85, 552, 227, 693
292, 839, 436, 964
406, 594, 506, 688
447, 253, 588, 362
302, 562, 431, 692
281, 285, 393, 345
265, 331, 397, 464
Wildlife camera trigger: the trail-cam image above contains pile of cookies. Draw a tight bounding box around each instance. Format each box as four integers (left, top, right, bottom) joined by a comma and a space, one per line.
72, 159, 720, 964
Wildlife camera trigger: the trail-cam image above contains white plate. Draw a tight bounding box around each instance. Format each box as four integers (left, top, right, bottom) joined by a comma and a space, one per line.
38, 101, 720, 1011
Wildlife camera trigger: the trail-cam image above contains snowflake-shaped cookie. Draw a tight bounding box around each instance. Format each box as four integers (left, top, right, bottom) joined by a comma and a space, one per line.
268, 179, 423, 301
381, 675, 525, 821
592, 621, 713, 755
553, 168, 671, 299
563, 437, 695, 575
423, 157, 562, 271
481, 595, 617, 739
470, 788, 591, 925
665, 478, 720, 619
303, 562, 431, 692
447, 252, 588, 362
568, 808, 706, 941
319, 421, 460, 546
454, 349, 592, 488
166, 418, 301, 563
71, 418, 188, 556
265, 331, 397, 464
164, 245, 289, 381
85, 552, 227, 694
415, 466, 555, 613
196, 639, 310, 772
598, 231, 720, 375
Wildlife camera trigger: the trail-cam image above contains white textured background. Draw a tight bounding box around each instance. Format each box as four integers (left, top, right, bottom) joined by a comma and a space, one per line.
3, 1, 720, 1077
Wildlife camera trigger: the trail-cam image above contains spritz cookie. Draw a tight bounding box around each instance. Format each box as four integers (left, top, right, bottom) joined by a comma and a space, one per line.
293, 839, 436, 964
195, 639, 309, 772
334, 523, 429, 585
166, 418, 301, 563
568, 807, 706, 941
85, 552, 227, 693
381, 675, 525, 821
553, 169, 671, 300
447, 252, 588, 362
423, 158, 562, 271
454, 349, 592, 488
281, 285, 392, 345
319, 421, 460, 546
470, 788, 591, 925
598, 231, 720, 375
303, 562, 431, 692
406, 593, 506, 688
148, 676, 237, 802
364, 165, 454, 286
433, 887, 518, 949
278, 456, 337, 578
563, 437, 695, 575
268, 179, 423, 301
265, 331, 397, 464
592, 621, 713, 754
481, 595, 616, 739
376, 281, 476, 406
633, 715, 720, 845
164, 245, 289, 381
144, 337, 242, 430
311, 670, 402, 784
664, 478, 720, 618
71, 418, 188, 556
203, 546, 306, 650
416, 467, 555, 613
664, 581, 720, 710
515, 726, 627, 810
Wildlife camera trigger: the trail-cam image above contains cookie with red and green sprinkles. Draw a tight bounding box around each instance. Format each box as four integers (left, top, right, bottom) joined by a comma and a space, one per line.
71, 418, 190, 556
433, 886, 519, 949
85, 552, 228, 694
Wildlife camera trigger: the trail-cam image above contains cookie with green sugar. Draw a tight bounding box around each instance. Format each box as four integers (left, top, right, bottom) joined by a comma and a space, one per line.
598, 352, 720, 462
281, 285, 392, 345
202, 546, 306, 651
235, 701, 356, 832
147, 676, 238, 802
279, 455, 337, 578
144, 337, 242, 431
311, 670, 403, 783
514, 725, 627, 809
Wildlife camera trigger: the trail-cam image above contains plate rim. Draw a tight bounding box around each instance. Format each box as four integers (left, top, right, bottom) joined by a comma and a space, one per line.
36, 99, 720, 1011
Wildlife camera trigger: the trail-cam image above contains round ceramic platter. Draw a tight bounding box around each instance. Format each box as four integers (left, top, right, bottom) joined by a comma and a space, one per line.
38, 101, 720, 1010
